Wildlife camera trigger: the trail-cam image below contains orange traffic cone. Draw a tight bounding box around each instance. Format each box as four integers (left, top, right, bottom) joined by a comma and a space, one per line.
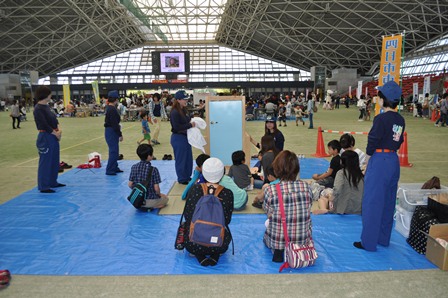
312, 127, 330, 157
430, 109, 437, 122
398, 131, 413, 167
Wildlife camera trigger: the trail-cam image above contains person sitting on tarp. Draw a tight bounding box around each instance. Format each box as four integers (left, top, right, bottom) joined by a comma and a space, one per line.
311, 140, 342, 188
181, 153, 210, 200
313, 150, 364, 215
128, 144, 169, 210
263, 150, 314, 263
182, 158, 234, 266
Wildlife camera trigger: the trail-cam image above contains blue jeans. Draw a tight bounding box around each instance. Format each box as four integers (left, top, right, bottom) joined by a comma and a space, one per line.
254, 179, 264, 189
308, 113, 314, 128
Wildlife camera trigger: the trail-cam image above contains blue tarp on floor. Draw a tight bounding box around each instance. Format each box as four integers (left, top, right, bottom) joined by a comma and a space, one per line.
0, 160, 436, 275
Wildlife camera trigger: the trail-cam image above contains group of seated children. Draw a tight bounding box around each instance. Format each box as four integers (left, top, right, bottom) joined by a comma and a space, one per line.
313, 150, 364, 215
311, 135, 365, 215
181, 151, 252, 211
127, 134, 366, 267
250, 135, 365, 216
128, 144, 253, 214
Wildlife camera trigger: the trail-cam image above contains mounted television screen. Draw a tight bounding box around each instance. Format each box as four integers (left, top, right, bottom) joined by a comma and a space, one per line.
152, 51, 190, 74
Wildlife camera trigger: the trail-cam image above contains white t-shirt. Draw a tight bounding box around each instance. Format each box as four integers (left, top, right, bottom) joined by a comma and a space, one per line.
340, 148, 367, 170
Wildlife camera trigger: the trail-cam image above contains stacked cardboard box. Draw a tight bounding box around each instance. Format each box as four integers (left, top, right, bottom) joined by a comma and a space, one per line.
425, 224, 448, 271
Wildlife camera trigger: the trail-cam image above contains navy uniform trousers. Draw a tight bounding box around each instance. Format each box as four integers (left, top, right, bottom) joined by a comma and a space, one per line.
361, 152, 400, 251
170, 133, 192, 183
105, 127, 119, 175
36, 132, 60, 190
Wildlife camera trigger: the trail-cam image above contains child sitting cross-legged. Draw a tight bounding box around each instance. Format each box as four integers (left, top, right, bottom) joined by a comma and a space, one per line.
311, 140, 341, 188
228, 150, 254, 191
128, 144, 169, 210
181, 153, 210, 200
339, 133, 368, 172
251, 151, 264, 189
313, 150, 364, 215
312, 188, 335, 215
219, 151, 251, 211
251, 166, 279, 209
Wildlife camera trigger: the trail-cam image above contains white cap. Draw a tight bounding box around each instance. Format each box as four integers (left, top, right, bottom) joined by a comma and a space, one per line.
202, 157, 225, 183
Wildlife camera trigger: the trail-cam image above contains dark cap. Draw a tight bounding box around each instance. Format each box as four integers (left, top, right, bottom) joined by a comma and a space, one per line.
266, 116, 275, 122
175, 90, 189, 100
377, 81, 401, 103
108, 90, 119, 99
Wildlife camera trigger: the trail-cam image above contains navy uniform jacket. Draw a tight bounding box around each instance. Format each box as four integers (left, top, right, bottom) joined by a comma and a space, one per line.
104, 105, 122, 137
170, 108, 192, 135
34, 104, 58, 132
366, 111, 405, 155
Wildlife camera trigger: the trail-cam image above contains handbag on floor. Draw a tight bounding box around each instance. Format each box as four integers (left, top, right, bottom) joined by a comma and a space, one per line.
406, 206, 440, 254
175, 218, 186, 250
276, 184, 317, 272
175, 193, 189, 250
421, 176, 441, 189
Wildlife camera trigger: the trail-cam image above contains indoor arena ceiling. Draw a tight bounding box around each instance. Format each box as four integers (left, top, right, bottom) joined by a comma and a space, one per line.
1, 0, 448, 77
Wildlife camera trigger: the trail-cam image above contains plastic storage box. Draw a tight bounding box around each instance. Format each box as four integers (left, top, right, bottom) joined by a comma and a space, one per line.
395, 183, 448, 238
397, 183, 448, 212
395, 205, 414, 238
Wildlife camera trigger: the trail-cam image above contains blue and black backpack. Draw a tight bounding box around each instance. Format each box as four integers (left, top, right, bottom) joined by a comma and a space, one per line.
189, 184, 226, 247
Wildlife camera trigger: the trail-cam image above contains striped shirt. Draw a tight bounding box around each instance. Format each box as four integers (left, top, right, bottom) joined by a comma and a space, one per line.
340, 148, 368, 170
263, 180, 313, 250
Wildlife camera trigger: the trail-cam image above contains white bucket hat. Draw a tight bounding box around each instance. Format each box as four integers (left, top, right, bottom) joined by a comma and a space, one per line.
202, 157, 225, 183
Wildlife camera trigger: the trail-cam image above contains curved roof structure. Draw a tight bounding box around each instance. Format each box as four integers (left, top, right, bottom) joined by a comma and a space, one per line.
1, 0, 448, 77
0, 0, 154, 76
216, 0, 448, 75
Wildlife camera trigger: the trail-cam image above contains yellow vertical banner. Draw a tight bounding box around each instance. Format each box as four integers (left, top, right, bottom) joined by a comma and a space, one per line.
91, 81, 100, 104
376, 34, 403, 115
63, 84, 70, 107
379, 34, 402, 86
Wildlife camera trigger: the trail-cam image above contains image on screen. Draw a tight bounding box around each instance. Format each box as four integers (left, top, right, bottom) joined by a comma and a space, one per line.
160, 52, 185, 73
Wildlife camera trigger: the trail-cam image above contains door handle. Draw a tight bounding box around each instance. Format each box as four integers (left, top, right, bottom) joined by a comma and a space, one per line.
210, 121, 218, 124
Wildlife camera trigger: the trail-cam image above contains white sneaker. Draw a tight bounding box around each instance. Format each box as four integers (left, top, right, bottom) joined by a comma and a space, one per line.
245, 184, 254, 191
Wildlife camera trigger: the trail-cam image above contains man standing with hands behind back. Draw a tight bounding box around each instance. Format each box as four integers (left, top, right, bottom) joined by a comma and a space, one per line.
33, 86, 65, 193
104, 90, 123, 176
